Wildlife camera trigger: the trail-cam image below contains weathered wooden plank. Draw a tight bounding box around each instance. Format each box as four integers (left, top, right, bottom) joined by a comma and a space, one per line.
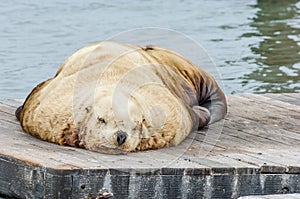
0, 126, 208, 170
238, 193, 300, 199
264, 93, 300, 106
0, 94, 300, 198
227, 116, 300, 143
181, 119, 299, 170
283, 93, 300, 100
227, 95, 300, 133
0, 99, 23, 108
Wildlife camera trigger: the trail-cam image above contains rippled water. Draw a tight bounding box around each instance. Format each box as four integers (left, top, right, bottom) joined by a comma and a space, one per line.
0, 0, 299, 98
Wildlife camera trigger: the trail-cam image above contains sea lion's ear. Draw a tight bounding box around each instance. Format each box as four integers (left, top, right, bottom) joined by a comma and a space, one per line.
192, 106, 211, 130
142, 45, 155, 51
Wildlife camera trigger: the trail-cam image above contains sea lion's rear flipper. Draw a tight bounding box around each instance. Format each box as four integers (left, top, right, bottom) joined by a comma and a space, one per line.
192, 106, 211, 130
15, 105, 23, 121
201, 91, 227, 124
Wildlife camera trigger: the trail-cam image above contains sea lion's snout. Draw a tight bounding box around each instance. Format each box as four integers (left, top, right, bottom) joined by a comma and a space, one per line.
116, 130, 127, 145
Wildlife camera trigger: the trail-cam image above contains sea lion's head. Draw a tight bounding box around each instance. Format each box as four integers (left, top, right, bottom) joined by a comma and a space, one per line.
78, 88, 155, 155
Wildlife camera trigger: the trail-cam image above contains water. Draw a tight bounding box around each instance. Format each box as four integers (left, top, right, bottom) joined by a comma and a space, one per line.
0, 0, 299, 99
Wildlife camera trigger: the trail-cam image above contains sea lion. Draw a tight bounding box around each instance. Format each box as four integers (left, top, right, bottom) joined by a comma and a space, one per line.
16, 41, 227, 154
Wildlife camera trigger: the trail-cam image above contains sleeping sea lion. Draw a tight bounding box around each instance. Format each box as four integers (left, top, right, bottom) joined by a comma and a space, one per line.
16, 41, 227, 154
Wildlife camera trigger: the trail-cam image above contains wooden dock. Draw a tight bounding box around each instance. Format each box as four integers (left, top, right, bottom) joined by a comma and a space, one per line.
0, 93, 299, 199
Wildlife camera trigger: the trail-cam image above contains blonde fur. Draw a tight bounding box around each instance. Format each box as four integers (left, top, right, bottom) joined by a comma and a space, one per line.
19, 41, 227, 154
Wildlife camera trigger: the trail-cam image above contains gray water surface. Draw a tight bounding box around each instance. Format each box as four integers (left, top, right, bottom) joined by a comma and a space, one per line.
0, 0, 300, 99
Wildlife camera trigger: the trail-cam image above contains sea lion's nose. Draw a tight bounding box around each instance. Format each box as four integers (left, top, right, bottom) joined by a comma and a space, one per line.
117, 131, 127, 145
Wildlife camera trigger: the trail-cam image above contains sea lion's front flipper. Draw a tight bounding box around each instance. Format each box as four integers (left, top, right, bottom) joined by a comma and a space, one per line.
192, 106, 211, 129
15, 105, 23, 121
59, 123, 86, 149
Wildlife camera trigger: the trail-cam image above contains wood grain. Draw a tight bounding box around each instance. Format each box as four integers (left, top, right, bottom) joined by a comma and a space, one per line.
0, 94, 299, 198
